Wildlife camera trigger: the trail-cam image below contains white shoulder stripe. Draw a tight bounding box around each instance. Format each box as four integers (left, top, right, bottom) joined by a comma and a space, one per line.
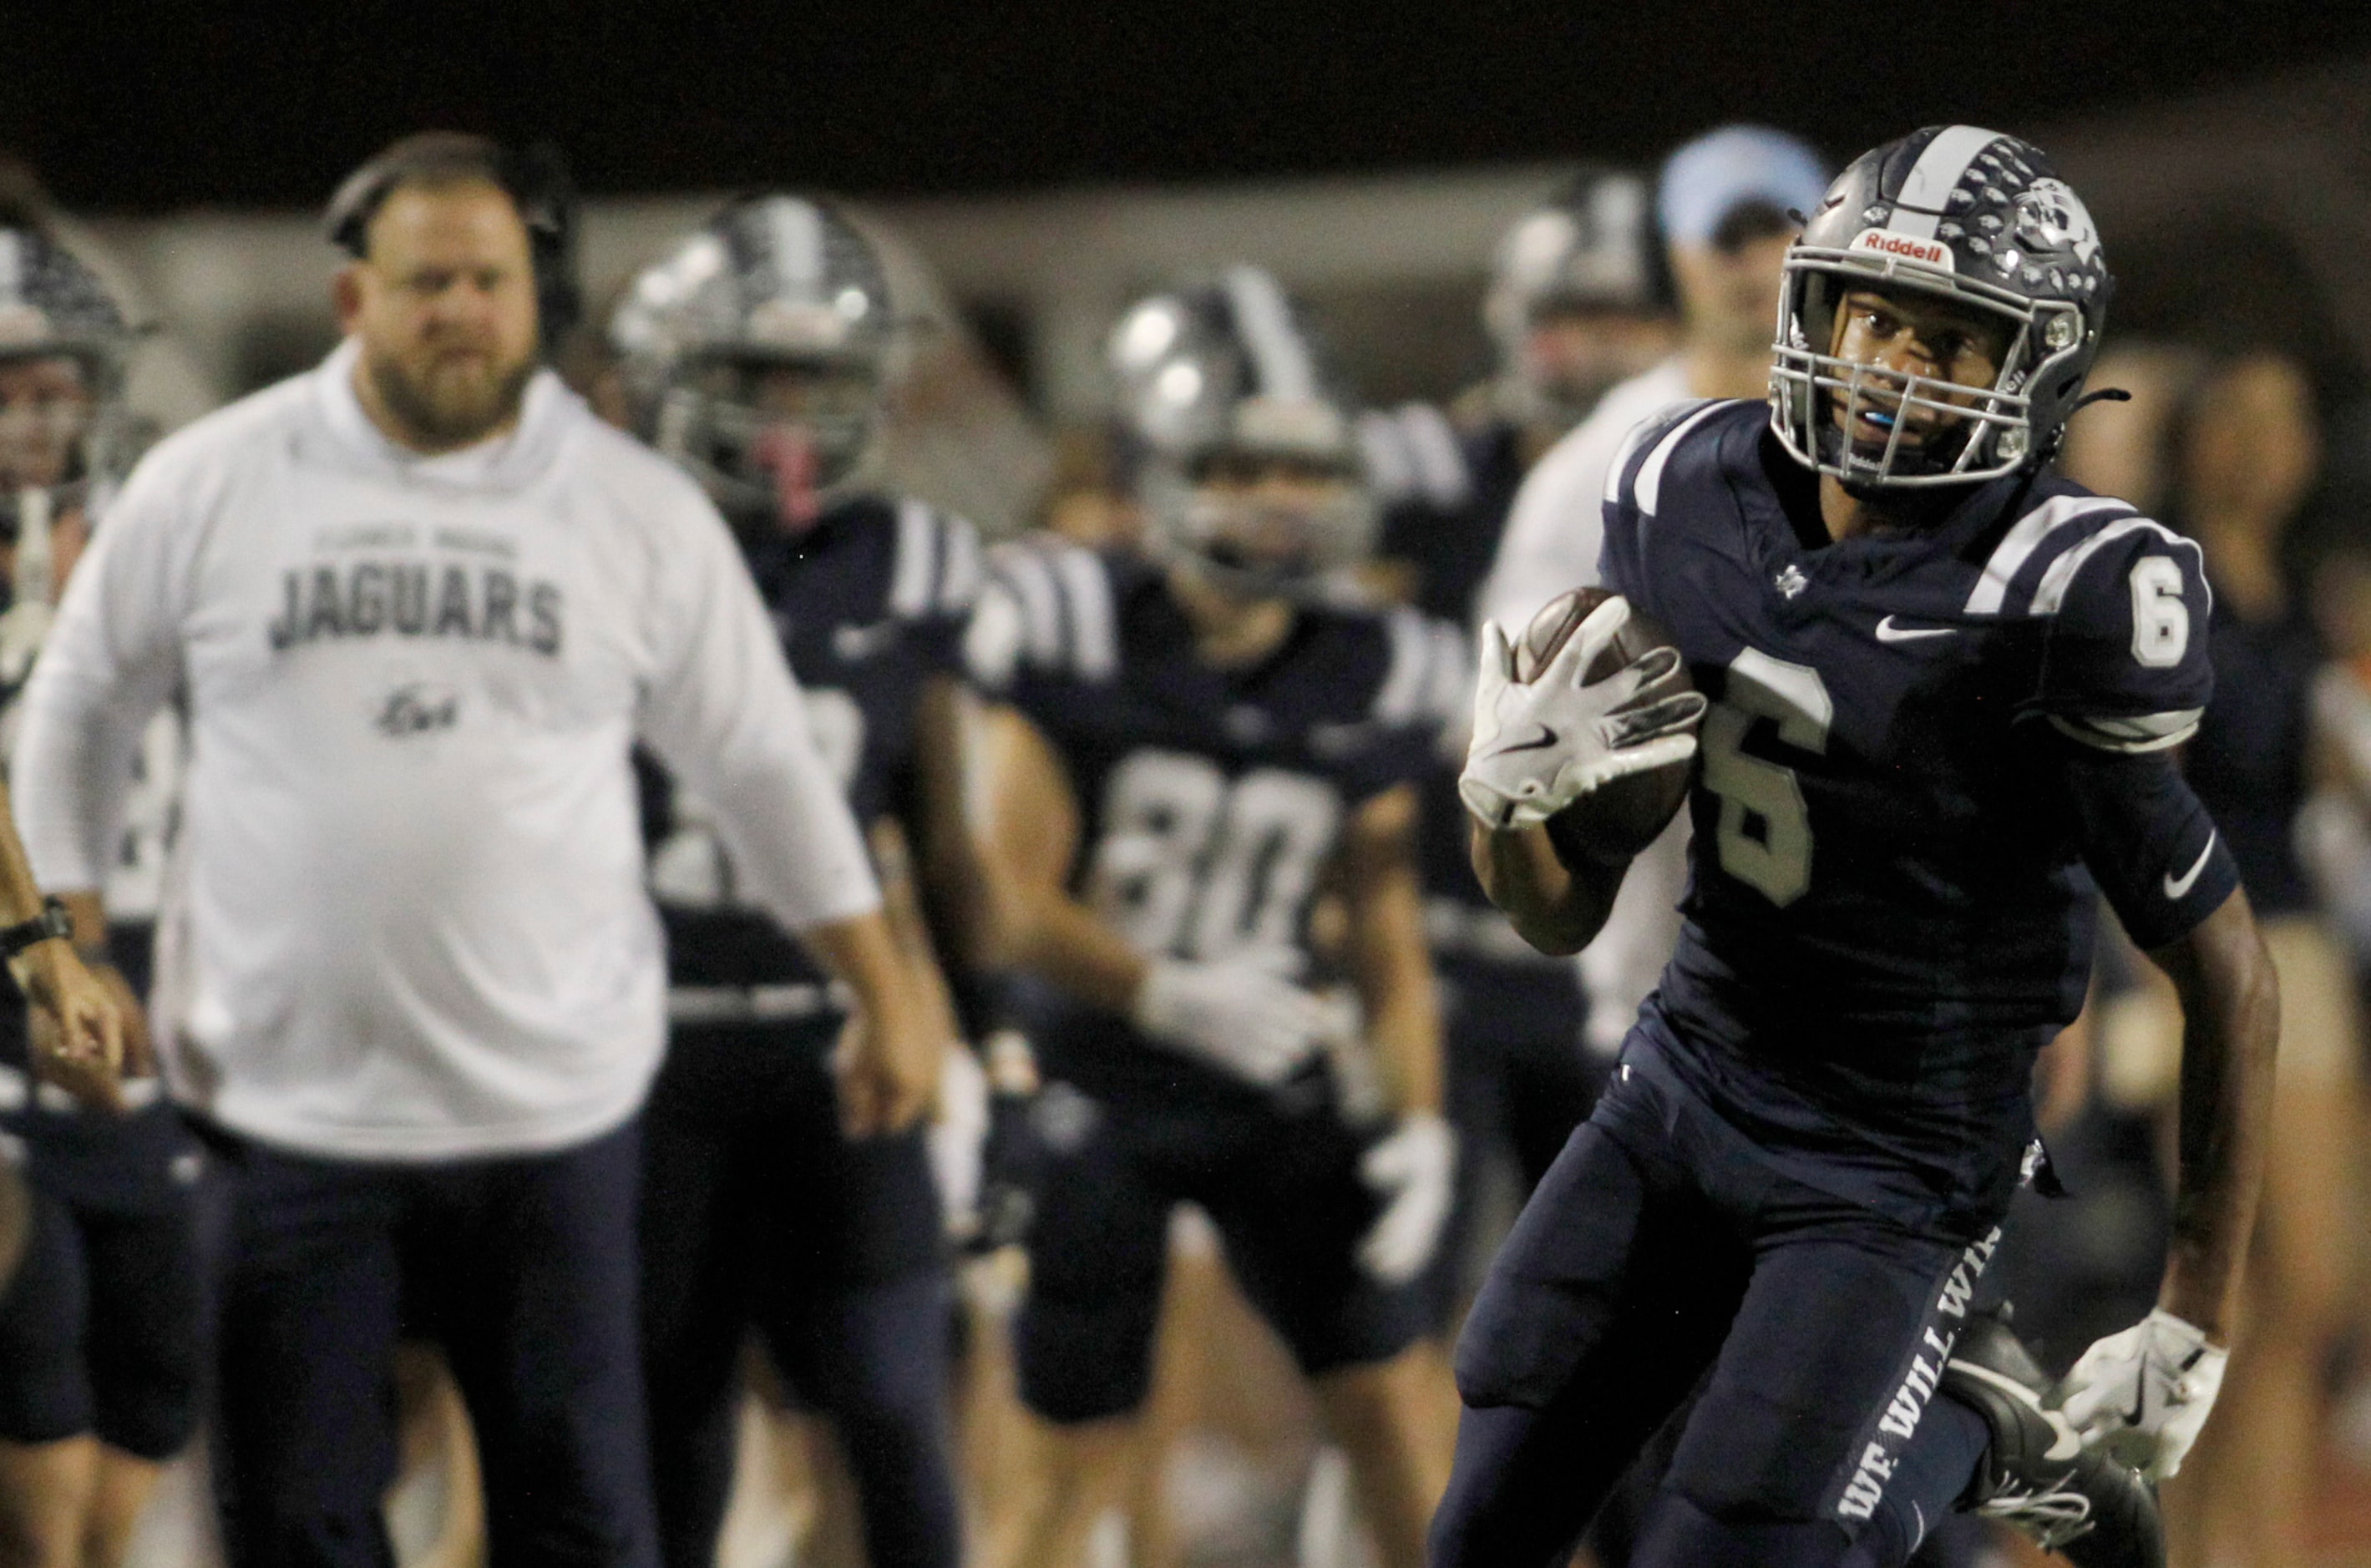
1049, 547, 1117, 681
1374, 608, 1434, 726
1357, 411, 1415, 498
1634, 401, 1730, 517
2028, 517, 2202, 618
2048, 711, 2202, 754
996, 547, 1065, 667
1399, 403, 1472, 509
1963, 495, 2130, 615
889, 498, 938, 619
937, 515, 983, 613
1602, 404, 1679, 505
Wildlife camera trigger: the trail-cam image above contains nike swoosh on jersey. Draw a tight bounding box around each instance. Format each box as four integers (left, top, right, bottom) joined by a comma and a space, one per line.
2163, 833, 2216, 900
1874, 615, 1958, 643
1480, 725, 1561, 759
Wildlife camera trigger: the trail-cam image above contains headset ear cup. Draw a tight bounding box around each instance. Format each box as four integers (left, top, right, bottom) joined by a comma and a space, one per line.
514, 143, 582, 355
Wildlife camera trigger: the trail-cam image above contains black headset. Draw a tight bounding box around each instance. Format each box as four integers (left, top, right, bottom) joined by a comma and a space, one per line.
322, 134, 581, 353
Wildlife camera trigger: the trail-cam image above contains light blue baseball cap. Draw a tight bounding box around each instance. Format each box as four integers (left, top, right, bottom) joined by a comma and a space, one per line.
1657, 125, 1830, 249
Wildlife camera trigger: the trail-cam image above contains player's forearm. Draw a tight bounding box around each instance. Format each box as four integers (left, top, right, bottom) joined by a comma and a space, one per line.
872, 822, 964, 1049
1344, 795, 1444, 1115
1469, 818, 1624, 956
912, 675, 991, 971
0, 778, 52, 929
2148, 888, 2280, 1342
983, 878, 1149, 1015
800, 908, 927, 1037
1351, 880, 1443, 1115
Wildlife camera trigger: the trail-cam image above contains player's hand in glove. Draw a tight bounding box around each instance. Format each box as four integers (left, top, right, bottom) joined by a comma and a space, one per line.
1356, 1111, 1456, 1285
1132, 957, 1343, 1087
2056, 1308, 2227, 1480
1459, 594, 1705, 830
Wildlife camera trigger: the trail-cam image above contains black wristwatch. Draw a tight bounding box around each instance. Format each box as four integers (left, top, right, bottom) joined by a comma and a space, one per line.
0, 897, 72, 960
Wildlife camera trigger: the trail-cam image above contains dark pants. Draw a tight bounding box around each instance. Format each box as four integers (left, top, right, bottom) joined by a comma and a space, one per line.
1015, 1078, 1427, 1424
0, 1170, 219, 1459
639, 1022, 957, 1568
210, 1119, 656, 1568
1432, 1055, 2000, 1568
1430, 954, 1598, 1331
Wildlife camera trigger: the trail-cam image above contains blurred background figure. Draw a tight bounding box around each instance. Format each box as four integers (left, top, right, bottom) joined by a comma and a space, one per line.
0, 202, 210, 1568
971, 268, 1460, 1568
608, 194, 975, 1568
2160, 349, 2366, 1568
1477, 125, 1829, 1113
1358, 166, 1676, 1353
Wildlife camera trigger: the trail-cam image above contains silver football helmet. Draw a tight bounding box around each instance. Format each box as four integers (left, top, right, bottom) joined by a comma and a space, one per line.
1483, 169, 1670, 429
1108, 266, 1375, 600
0, 226, 133, 529
1770, 125, 2112, 489
610, 195, 894, 526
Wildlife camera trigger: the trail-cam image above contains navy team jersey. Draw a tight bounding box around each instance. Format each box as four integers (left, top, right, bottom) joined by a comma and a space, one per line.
0, 632, 195, 1211
640, 495, 980, 1000
967, 542, 1459, 1109
1600, 400, 2232, 1226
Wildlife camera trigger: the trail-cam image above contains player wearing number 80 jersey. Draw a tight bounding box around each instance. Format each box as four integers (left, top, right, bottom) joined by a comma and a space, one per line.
970, 269, 1463, 1568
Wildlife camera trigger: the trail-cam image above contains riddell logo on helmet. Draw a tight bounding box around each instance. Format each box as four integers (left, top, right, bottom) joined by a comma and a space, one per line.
1848, 229, 1953, 269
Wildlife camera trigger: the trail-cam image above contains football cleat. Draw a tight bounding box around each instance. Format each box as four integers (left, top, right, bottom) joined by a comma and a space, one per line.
1943, 1306, 2164, 1567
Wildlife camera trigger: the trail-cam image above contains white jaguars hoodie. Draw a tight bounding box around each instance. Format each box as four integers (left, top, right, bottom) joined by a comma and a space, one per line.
13, 339, 881, 1160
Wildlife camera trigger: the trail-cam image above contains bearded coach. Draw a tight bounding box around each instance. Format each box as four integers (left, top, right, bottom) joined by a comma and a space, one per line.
11, 133, 941, 1568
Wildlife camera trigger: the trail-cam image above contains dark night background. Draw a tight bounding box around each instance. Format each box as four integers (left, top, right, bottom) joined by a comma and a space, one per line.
8, 2, 2369, 211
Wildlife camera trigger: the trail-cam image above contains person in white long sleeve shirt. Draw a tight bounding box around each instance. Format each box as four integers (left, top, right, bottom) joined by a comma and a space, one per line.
1475, 127, 1830, 1088
11, 133, 936, 1568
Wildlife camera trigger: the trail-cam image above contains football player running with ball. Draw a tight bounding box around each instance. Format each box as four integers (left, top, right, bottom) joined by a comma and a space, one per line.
970, 269, 1462, 1568
1436, 127, 2276, 1568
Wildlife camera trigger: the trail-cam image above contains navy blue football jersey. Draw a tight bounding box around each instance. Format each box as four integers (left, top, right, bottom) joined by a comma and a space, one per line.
1599, 399, 2232, 1222
967, 541, 1459, 1107
641, 495, 980, 999
0, 597, 198, 1210
2185, 604, 2320, 916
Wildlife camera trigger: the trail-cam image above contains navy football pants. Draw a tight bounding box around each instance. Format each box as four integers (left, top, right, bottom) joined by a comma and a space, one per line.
639, 1022, 958, 1568
209, 1120, 657, 1568
0, 1172, 218, 1459
1431, 1059, 1999, 1568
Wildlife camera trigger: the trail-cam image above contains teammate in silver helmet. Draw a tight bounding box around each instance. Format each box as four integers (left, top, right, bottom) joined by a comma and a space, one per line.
611, 194, 972, 1568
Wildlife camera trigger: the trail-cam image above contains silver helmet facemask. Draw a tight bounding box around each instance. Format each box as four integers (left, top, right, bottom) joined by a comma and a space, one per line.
1769, 127, 2110, 492
1111, 270, 1378, 602
612, 198, 893, 528
1771, 250, 2080, 488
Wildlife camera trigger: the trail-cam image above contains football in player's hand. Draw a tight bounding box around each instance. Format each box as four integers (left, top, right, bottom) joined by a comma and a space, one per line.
1513, 586, 1696, 866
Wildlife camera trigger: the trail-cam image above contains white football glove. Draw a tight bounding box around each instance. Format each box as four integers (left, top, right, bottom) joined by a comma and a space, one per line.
1356, 1111, 1457, 1285
925, 1042, 990, 1240
2056, 1308, 2227, 1480
1132, 957, 1343, 1087
1457, 595, 1705, 830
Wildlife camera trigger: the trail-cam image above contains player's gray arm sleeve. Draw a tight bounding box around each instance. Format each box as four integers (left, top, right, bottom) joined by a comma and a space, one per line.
14, 478, 184, 892
636, 502, 881, 933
